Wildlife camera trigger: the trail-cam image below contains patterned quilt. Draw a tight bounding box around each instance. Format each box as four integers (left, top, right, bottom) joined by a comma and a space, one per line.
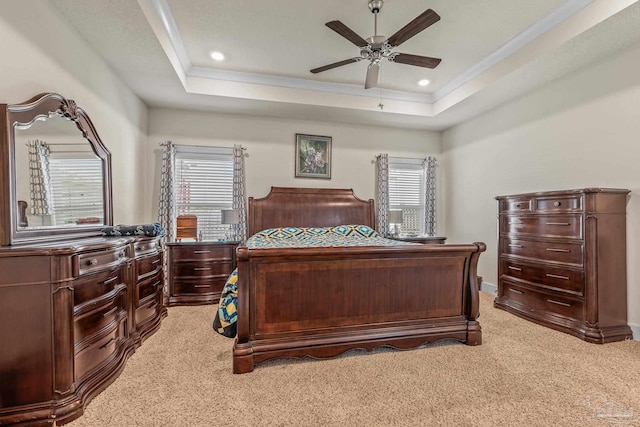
213, 225, 415, 337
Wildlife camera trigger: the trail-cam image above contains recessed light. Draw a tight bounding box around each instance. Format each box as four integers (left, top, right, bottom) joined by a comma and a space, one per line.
210, 51, 225, 61
418, 79, 430, 87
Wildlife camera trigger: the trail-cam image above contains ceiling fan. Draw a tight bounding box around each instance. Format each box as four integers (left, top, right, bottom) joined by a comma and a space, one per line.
311, 0, 441, 89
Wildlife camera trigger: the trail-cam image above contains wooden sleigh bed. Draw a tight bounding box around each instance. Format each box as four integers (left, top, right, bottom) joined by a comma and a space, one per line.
233, 187, 485, 374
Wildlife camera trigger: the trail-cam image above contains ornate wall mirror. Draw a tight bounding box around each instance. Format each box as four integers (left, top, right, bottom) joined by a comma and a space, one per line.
0, 93, 112, 245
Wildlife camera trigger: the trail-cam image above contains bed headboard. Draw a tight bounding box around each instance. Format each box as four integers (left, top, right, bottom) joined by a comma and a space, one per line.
247, 187, 375, 236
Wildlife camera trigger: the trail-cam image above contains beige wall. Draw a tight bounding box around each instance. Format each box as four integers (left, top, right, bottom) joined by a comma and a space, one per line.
0, 0, 149, 225
442, 43, 640, 336
147, 108, 443, 232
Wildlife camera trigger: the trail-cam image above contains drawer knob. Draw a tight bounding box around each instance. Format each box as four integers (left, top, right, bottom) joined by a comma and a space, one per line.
88, 258, 98, 266
554, 201, 561, 207
119, 251, 125, 258
515, 203, 520, 208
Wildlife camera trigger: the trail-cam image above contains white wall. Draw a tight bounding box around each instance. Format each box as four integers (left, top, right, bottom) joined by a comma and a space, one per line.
147, 108, 443, 232
0, 0, 149, 225
442, 42, 640, 336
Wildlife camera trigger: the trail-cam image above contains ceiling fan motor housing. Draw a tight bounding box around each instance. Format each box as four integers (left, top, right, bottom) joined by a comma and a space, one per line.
368, 0, 383, 14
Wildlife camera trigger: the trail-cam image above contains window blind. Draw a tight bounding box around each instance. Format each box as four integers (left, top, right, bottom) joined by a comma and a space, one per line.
388, 158, 425, 236
49, 152, 103, 226
174, 146, 234, 240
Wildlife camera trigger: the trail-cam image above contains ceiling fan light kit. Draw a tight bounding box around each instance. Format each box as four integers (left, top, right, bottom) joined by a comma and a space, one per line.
311, 0, 441, 89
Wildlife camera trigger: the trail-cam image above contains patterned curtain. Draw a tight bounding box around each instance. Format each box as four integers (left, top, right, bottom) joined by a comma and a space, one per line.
232, 144, 248, 242
423, 156, 437, 236
375, 153, 389, 236
158, 141, 176, 242
28, 140, 52, 216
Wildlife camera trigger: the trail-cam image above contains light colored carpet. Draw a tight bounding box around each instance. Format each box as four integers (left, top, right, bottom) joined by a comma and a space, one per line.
67, 293, 640, 427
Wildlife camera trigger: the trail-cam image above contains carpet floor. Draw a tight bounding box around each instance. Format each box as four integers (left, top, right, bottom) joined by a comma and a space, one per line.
67, 292, 640, 427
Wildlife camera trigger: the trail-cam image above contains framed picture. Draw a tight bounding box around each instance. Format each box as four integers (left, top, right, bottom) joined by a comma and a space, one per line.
295, 134, 332, 179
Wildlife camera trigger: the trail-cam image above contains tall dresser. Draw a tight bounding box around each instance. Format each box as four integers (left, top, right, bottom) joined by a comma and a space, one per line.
494, 188, 631, 343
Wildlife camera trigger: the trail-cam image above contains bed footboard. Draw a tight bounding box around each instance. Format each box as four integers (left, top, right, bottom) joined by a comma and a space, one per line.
233, 242, 485, 374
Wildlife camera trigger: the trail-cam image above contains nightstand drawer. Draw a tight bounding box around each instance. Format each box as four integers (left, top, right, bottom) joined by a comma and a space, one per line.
170, 245, 233, 261
172, 261, 233, 278
501, 238, 583, 265
173, 278, 226, 295
501, 215, 583, 239
500, 259, 584, 295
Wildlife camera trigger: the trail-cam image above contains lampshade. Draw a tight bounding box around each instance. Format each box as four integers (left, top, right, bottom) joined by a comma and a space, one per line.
221, 209, 240, 225
388, 210, 403, 224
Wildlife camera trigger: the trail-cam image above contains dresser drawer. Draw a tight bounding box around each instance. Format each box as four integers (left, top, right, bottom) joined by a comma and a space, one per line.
74, 318, 126, 380
502, 281, 584, 321
74, 246, 128, 276
136, 252, 162, 281
501, 238, 583, 265
501, 215, 583, 239
499, 198, 531, 212
170, 245, 233, 261
173, 278, 226, 295
500, 259, 584, 295
135, 238, 161, 257
172, 261, 233, 278
74, 284, 127, 345
73, 267, 127, 307
135, 274, 162, 307
135, 296, 161, 327
535, 195, 582, 212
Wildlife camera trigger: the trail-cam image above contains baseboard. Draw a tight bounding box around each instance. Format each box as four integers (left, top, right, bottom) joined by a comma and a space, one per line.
630, 323, 640, 342
480, 281, 497, 295
481, 281, 639, 342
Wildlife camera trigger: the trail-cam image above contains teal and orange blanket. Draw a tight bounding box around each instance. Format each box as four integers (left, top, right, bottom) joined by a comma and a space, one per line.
212, 225, 415, 337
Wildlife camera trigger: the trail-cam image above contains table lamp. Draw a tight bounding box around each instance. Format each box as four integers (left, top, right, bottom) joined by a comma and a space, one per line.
221, 209, 240, 241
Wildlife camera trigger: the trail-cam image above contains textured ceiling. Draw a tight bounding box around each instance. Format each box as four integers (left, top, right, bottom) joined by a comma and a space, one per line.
49, 0, 640, 130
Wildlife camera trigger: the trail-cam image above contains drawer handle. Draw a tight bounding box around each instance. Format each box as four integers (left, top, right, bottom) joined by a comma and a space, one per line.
547, 299, 571, 307
118, 251, 125, 258
139, 245, 148, 251
103, 276, 119, 285
546, 248, 570, 253
508, 288, 524, 295
508, 221, 520, 225
103, 307, 118, 318
99, 337, 116, 350
545, 273, 570, 280
554, 201, 562, 207
546, 222, 570, 226
508, 266, 522, 271
508, 244, 523, 248
194, 267, 210, 271
194, 285, 210, 288
87, 258, 98, 266
152, 280, 162, 288
193, 250, 211, 254
152, 259, 161, 264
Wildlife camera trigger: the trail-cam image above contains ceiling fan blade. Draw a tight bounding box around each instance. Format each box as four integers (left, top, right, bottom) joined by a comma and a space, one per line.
391, 53, 441, 69
387, 9, 440, 48
364, 63, 380, 89
325, 20, 369, 47
310, 57, 362, 74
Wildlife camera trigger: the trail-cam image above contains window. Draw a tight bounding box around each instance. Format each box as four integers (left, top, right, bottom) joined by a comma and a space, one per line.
388, 157, 426, 236
173, 145, 234, 240
49, 151, 103, 225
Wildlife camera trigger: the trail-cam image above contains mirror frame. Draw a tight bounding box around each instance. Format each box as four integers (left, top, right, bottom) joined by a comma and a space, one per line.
0, 93, 113, 246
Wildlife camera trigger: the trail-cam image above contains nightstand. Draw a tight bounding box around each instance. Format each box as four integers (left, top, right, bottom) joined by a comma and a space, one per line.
390, 236, 447, 244
166, 241, 239, 306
